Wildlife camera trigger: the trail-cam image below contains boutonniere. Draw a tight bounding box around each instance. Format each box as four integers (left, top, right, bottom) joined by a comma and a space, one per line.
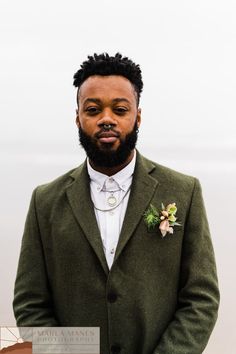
144, 203, 181, 237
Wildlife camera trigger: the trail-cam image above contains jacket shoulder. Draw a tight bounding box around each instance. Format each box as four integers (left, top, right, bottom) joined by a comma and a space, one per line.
33, 164, 84, 205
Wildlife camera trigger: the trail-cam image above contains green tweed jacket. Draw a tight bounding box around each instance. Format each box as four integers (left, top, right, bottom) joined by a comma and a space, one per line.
13, 152, 219, 354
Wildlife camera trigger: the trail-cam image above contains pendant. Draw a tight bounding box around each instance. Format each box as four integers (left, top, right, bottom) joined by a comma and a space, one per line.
107, 195, 117, 207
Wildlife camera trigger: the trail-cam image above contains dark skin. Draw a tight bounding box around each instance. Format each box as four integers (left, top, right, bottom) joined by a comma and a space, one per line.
76, 75, 141, 176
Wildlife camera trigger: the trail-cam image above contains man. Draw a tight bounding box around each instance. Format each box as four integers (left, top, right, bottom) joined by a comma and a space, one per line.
13, 53, 219, 354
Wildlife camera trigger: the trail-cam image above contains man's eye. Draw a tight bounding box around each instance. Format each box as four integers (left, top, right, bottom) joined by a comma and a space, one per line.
85, 107, 100, 114
114, 107, 128, 114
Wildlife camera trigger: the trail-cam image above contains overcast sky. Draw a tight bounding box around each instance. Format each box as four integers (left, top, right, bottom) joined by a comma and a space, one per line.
0, 1, 235, 353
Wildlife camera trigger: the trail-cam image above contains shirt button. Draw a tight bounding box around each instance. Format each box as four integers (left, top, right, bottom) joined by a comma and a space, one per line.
111, 345, 121, 353
109, 178, 114, 183
97, 186, 100, 191
107, 293, 117, 303
109, 211, 114, 215
110, 248, 115, 254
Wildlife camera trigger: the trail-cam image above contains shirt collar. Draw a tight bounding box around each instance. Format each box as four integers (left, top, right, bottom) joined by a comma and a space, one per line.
87, 150, 136, 192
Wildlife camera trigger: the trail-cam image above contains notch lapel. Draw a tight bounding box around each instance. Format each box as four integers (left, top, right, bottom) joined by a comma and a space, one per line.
114, 153, 159, 263
66, 163, 109, 275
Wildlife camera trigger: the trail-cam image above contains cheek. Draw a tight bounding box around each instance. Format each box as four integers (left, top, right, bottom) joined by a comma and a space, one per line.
78, 116, 96, 131
121, 118, 137, 131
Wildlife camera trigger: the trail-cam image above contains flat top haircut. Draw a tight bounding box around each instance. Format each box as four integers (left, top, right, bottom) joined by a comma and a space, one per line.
73, 53, 143, 105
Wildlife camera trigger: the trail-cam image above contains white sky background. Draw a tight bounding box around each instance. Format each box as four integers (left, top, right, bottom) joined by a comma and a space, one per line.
0, 1, 236, 353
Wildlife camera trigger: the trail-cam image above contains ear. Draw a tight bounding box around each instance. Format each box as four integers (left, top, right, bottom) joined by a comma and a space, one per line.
137, 107, 141, 128
75, 109, 80, 128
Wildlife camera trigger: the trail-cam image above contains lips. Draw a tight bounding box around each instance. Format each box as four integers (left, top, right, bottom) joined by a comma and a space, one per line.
96, 131, 119, 144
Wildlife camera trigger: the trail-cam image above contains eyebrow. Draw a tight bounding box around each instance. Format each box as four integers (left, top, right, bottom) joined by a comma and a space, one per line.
83, 97, 131, 105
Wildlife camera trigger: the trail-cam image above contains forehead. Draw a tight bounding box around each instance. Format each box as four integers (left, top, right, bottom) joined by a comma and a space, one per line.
78, 75, 137, 104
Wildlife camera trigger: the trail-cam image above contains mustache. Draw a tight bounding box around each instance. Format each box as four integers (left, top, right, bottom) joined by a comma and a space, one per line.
95, 127, 120, 139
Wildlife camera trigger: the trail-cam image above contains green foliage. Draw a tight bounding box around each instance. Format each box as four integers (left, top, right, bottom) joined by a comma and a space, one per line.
144, 204, 160, 230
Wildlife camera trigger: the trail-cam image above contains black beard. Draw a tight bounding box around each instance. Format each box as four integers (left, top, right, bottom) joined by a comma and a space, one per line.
78, 121, 138, 168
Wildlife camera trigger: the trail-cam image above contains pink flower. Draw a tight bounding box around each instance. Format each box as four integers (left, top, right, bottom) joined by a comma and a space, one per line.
159, 220, 174, 237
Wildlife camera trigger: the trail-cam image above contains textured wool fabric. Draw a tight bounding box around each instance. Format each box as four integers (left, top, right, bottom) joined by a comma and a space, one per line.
13, 151, 220, 354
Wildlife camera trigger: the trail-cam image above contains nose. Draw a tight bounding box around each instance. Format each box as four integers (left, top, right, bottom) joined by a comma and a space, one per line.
97, 109, 117, 128
102, 124, 113, 131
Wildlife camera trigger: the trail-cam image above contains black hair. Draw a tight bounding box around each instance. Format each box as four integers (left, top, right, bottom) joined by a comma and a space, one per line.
73, 52, 143, 104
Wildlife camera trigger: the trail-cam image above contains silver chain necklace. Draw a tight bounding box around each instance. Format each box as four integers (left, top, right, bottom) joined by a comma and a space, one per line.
93, 186, 131, 212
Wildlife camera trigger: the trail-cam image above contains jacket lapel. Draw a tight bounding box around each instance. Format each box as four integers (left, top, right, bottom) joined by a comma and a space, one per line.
66, 162, 109, 275
114, 153, 159, 262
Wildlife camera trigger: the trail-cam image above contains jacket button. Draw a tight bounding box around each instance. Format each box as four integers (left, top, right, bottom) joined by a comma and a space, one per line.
111, 344, 121, 353
107, 293, 117, 303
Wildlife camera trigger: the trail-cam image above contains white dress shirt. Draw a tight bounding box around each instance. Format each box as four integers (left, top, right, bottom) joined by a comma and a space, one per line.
87, 151, 136, 269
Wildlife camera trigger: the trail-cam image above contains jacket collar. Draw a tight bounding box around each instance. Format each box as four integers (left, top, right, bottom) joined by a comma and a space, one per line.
114, 152, 159, 264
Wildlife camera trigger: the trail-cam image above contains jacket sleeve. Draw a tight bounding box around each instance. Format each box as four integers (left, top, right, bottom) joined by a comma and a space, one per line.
152, 178, 220, 354
13, 188, 59, 326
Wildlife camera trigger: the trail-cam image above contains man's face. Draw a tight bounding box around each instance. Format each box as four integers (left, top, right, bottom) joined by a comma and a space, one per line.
76, 75, 141, 167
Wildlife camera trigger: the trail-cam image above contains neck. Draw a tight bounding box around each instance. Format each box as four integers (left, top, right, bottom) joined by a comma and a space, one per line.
89, 150, 135, 176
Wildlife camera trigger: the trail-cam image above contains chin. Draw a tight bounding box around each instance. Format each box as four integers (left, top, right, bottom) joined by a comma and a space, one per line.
78, 125, 137, 167
98, 142, 120, 151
